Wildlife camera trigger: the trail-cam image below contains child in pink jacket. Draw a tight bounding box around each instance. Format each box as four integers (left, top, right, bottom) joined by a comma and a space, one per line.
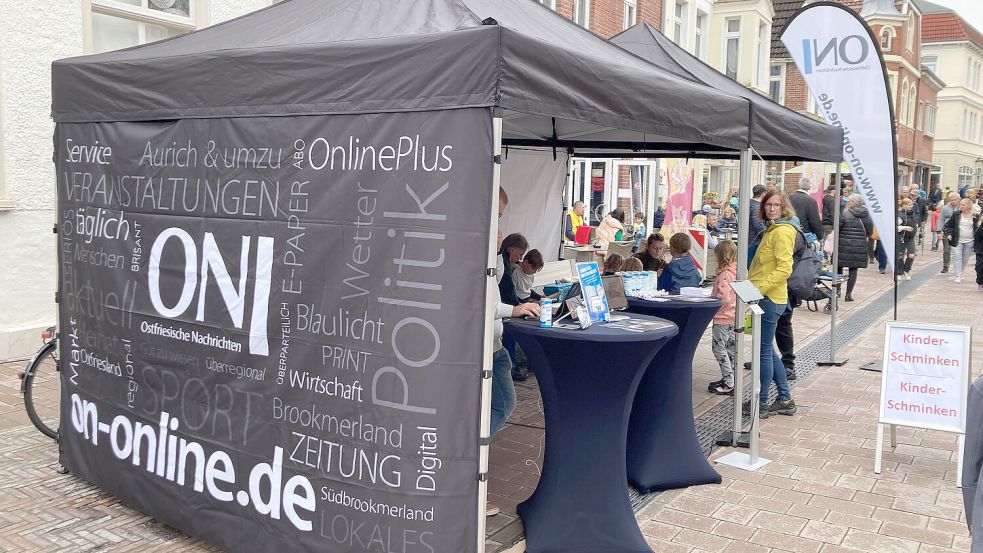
708, 240, 738, 395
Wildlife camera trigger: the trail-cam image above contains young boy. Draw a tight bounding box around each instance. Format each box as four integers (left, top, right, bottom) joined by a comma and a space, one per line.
512, 249, 544, 302
658, 233, 702, 294
631, 212, 647, 253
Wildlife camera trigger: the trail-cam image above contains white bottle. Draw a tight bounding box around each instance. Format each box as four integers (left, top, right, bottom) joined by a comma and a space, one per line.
539, 299, 553, 328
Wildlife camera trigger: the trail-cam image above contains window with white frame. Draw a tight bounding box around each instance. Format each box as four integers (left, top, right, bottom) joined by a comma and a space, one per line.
899, 78, 909, 124
672, 1, 687, 47
807, 93, 820, 116
915, 102, 923, 131
967, 58, 981, 90
922, 55, 938, 73
724, 17, 741, 80
908, 83, 917, 126
958, 165, 974, 188
623, 0, 636, 30
906, 12, 915, 53
86, 0, 200, 54
888, 72, 898, 105
694, 11, 708, 60
880, 26, 895, 51
924, 104, 937, 136
769, 63, 785, 104
756, 21, 768, 89
965, 109, 971, 139
572, 0, 589, 28
537, 0, 557, 9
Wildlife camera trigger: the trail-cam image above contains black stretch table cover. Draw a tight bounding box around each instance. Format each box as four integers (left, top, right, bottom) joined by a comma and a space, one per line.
625, 296, 723, 492
505, 316, 677, 553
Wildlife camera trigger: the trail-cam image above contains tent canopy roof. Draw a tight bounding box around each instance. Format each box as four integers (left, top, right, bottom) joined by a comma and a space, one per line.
52, 0, 754, 154
611, 22, 843, 162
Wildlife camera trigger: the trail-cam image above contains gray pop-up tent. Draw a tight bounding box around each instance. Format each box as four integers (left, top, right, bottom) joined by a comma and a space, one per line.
50, 2, 768, 553
611, 22, 843, 162
612, 22, 848, 455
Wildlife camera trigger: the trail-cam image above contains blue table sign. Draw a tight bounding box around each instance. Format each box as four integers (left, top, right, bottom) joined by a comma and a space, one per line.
576, 261, 610, 323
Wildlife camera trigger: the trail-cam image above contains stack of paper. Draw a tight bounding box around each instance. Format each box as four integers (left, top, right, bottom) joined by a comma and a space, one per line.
680, 287, 711, 298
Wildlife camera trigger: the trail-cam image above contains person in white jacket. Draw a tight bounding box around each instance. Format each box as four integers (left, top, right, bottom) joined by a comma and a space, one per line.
488, 188, 539, 517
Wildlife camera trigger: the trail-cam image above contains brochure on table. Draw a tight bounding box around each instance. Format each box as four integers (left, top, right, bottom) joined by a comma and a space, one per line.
576, 262, 610, 323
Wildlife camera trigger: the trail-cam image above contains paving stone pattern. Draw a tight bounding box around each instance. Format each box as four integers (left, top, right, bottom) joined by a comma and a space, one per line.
0, 249, 979, 552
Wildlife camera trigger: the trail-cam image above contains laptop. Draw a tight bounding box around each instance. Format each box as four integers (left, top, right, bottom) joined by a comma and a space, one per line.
601, 275, 630, 321
549, 282, 582, 322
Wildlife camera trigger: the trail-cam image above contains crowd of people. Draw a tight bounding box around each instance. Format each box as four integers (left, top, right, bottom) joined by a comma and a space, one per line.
488, 180, 983, 516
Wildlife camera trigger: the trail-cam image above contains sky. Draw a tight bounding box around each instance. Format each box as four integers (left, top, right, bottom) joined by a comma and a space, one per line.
927, 0, 983, 33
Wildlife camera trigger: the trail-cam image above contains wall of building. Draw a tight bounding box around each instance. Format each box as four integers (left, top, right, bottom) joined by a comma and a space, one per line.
923, 41, 983, 189
707, 0, 772, 94
913, 78, 940, 166
0, 0, 272, 360
0, 2, 83, 360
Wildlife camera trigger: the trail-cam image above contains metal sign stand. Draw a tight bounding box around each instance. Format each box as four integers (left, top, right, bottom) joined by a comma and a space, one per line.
818, 169, 848, 367
716, 281, 771, 472
715, 149, 752, 450
874, 422, 965, 488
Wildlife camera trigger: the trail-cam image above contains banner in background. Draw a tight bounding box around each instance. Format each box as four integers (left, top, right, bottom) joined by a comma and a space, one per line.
801, 162, 828, 210
56, 109, 491, 552
500, 150, 567, 262
664, 159, 694, 237
781, 3, 897, 270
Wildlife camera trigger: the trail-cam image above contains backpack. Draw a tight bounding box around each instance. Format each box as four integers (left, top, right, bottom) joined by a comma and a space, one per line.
749, 224, 821, 302
787, 227, 821, 302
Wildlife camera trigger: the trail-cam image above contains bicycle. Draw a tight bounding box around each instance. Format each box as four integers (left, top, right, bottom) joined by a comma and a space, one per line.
19, 326, 60, 440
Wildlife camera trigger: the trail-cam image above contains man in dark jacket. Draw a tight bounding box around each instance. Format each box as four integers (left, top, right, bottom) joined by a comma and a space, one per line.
930, 184, 942, 207
789, 178, 824, 241
900, 185, 924, 226
821, 184, 836, 238
749, 185, 766, 240
653, 206, 666, 230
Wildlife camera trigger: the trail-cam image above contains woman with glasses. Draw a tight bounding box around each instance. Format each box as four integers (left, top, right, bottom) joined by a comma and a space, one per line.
748, 191, 797, 418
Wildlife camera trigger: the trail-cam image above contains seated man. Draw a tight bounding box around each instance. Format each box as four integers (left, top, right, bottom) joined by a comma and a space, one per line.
658, 233, 702, 294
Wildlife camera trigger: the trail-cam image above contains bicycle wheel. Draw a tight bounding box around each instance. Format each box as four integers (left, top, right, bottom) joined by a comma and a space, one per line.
24, 341, 60, 440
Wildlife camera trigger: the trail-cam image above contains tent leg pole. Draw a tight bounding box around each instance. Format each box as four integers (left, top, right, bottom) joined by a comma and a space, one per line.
717, 147, 753, 449
475, 114, 503, 553
818, 169, 847, 367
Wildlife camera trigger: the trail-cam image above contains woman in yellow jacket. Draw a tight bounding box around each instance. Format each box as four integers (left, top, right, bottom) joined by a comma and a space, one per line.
748, 191, 797, 418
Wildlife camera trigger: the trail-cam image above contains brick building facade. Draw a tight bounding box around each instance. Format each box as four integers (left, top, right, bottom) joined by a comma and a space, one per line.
551, 0, 664, 39
773, 0, 941, 192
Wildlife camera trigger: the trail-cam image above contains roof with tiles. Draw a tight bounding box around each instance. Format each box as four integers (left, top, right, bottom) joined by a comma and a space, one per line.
771, 0, 804, 59
771, 0, 865, 60
922, 11, 983, 50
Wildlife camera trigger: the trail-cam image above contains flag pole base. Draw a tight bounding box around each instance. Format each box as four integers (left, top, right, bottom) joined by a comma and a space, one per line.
816, 357, 849, 367
859, 359, 883, 372
715, 451, 771, 472
715, 430, 751, 449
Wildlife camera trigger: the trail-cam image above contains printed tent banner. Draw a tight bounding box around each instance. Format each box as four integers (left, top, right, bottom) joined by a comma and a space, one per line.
50, 1, 765, 551
781, 2, 898, 271
57, 110, 492, 553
